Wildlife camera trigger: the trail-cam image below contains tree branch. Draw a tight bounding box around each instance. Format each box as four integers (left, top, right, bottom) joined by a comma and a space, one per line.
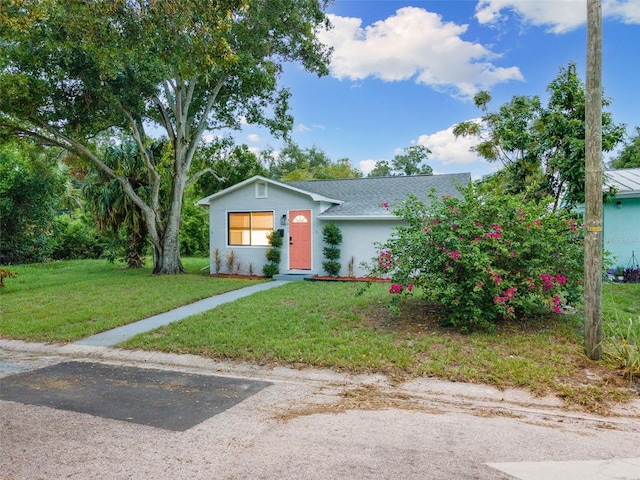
185, 73, 229, 166
153, 94, 176, 144
186, 167, 226, 188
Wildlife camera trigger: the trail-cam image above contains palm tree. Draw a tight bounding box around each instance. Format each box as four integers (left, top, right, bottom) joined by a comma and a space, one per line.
82, 141, 150, 268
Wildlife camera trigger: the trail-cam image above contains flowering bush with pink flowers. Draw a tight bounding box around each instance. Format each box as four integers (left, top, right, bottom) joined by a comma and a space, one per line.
369, 184, 584, 331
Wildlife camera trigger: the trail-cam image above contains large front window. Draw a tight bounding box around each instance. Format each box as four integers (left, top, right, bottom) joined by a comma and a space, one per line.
228, 212, 273, 246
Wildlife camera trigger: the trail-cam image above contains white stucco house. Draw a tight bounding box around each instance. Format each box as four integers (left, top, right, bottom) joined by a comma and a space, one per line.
197, 173, 471, 278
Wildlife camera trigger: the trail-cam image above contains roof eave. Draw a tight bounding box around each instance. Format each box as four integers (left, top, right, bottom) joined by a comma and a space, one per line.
615, 191, 640, 198
196, 175, 343, 205
317, 215, 400, 221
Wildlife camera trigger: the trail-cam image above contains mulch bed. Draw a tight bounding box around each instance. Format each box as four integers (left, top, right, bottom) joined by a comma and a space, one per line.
209, 273, 267, 280
307, 276, 390, 282
210, 273, 390, 282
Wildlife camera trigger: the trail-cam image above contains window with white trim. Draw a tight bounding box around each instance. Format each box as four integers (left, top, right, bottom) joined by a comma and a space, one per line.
228, 212, 273, 246
255, 181, 267, 198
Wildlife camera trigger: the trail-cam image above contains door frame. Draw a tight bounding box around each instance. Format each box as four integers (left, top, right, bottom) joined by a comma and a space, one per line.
288, 209, 312, 270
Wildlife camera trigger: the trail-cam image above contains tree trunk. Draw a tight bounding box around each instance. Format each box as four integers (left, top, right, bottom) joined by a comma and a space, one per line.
150, 204, 186, 275
151, 152, 188, 275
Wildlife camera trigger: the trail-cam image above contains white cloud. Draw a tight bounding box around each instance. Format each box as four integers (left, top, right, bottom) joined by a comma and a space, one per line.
416, 121, 484, 166
319, 7, 523, 99
359, 159, 378, 176
606, 0, 640, 24
297, 123, 311, 132
247, 133, 262, 143
475, 0, 640, 34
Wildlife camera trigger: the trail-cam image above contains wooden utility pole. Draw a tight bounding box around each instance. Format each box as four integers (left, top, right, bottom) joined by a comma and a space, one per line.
584, 0, 603, 360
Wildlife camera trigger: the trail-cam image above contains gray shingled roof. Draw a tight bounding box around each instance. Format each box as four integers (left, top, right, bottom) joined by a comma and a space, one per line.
288, 173, 471, 217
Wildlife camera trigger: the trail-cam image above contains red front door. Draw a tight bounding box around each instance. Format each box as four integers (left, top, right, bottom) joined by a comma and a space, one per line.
289, 210, 311, 270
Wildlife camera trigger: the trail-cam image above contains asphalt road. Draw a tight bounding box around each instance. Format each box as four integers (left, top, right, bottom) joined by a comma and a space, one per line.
1, 341, 639, 480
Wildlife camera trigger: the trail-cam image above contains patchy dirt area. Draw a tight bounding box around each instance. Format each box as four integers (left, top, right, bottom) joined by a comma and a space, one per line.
353, 297, 638, 414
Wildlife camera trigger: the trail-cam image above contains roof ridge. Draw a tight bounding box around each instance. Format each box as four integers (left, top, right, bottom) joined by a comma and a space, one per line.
288, 173, 471, 184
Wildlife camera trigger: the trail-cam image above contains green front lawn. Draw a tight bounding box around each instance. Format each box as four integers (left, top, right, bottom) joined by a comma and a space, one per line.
0, 258, 266, 342
1, 259, 637, 412
124, 279, 639, 412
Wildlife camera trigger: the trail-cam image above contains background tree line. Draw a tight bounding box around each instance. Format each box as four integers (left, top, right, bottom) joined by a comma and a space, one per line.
0, 0, 638, 269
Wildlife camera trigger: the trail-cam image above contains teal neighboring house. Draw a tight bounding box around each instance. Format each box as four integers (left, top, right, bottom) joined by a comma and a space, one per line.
603, 168, 640, 268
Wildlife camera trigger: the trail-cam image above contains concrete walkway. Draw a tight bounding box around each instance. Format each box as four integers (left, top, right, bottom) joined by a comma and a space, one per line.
74, 280, 287, 347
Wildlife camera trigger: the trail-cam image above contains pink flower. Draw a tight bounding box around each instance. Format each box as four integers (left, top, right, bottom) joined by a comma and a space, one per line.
555, 275, 567, 285
378, 250, 393, 270
491, 224, 501, 231
380, 202, 389, 210
494, 296, 505, 304
389, 283, 403, 294
518, 208, 525, 219
433, 219, 440, 226
445, 264, 451, 271
535, 219, 542, 226
503, 287, 516, 299
452, 224, 459, 231
474, 221, 483, 227
424, 227, 429, 233
407, 284, 413, 292
553, 306, 562, 314
510, 251, 516, 257
449, 251, 462, 261
476, 281, 484, 287
475, 237, 482, 242
540, 273, 554, 291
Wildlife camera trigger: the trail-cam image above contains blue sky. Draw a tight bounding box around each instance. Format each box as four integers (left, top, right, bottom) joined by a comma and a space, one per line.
241, 1, 640, 179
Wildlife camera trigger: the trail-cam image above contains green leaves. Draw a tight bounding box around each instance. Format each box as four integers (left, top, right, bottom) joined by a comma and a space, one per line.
1, 0, 332, 274
322, 223, 342, 276
453, 63, 625, 209
370, 186, 584, 331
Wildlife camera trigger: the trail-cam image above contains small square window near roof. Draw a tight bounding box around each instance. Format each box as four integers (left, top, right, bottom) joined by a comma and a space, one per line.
255, 181, 267, 198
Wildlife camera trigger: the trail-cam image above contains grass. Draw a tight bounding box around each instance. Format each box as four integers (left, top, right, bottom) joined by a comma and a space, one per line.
124, 279, 638, 411
602, 282, 640, 384
0, 258, 266, 342
1, 259, 638, 412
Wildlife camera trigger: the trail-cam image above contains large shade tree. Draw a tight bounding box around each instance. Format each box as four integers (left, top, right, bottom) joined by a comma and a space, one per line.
0, 0, 331, 274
